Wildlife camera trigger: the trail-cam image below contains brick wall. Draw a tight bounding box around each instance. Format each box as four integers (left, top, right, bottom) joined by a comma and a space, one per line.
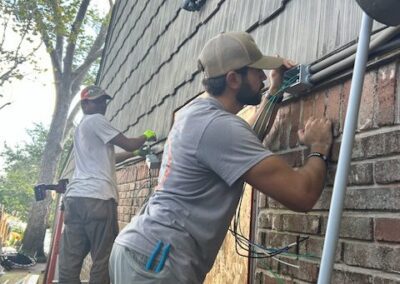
255, 60, 400, 283
116, 161, 159, 230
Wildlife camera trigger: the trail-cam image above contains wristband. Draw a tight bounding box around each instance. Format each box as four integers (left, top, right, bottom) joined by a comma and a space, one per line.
307, 152, 328, 166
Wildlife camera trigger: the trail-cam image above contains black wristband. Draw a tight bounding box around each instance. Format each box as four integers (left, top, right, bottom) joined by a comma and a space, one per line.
307, 152, 328, 166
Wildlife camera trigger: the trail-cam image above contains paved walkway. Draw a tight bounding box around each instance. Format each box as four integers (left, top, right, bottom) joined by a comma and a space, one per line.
0, 262, 46, 283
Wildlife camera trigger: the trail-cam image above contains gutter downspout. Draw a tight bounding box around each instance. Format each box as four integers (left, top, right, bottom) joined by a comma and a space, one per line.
317, 12, 373, 283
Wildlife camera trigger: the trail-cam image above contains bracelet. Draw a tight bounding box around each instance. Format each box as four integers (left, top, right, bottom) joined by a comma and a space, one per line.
307, 152, 328, 166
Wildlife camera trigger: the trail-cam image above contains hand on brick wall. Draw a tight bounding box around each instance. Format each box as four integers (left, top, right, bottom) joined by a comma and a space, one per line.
298, 117, 333, 156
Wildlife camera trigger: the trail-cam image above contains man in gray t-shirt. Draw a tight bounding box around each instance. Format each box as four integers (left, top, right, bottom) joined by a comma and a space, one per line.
110, 32, 333, 283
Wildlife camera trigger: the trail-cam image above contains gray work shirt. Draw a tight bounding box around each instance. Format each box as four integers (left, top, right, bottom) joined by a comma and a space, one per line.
115, 96, 272, 283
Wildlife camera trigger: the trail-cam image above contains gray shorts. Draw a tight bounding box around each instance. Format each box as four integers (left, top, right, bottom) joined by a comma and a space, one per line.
109, 243, 181, 284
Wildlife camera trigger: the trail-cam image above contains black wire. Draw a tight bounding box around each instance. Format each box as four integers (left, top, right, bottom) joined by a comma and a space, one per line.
230, 186, 309, 259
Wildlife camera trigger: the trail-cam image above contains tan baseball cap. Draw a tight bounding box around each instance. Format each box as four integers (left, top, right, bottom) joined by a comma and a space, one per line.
80, 85, 112, 101
198, 31, 283, 78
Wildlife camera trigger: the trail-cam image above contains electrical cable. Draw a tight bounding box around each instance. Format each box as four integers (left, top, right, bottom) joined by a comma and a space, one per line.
230, 73, 313, 267
229, 192, 309, 262
253, 75, 299, 141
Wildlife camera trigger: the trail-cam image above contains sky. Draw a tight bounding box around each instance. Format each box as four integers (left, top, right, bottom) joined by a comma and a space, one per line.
0, 0, 112, 170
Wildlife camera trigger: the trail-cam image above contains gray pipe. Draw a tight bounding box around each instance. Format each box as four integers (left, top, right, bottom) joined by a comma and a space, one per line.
309, 26, 400, 82
317, 12, 373, 283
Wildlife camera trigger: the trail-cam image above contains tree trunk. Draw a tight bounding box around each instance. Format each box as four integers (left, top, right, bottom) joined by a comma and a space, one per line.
21, 86, 71, 260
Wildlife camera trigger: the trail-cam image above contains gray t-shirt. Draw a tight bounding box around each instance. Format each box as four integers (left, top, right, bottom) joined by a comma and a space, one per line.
65, 114, 120, 201
115, 96, 272, 283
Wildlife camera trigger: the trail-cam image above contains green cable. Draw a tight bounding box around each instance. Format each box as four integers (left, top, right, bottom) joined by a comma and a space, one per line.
253, 74, 299, 140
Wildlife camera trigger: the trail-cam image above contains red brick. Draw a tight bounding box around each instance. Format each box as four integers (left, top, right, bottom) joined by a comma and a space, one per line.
136, 163, 149, 180
340, 80, 352, 133
352, 138, 365, 160
321, 215, 373, 240
267, 197, 287, 209
327, 162, 373, 186
375, 218, 400, 242
258, 212, 272, 229
358, 71, 377, 131
264, 230, 297, 249
278, 105, 291, 150
374, 275, 400, 284
279, 259, 319, 282
256, 254, 279, 273
326, 84, 342, 137
258, 193, 268, 208
344, 187, 400, 210
116, 168, 128, 183
348, 163, 374, 185
258, 212, 282, 230
343, 241, 400, 271
280, 213, 321, 234
330, 141, 340, 162
265, 119, 281, 152
262, 273, 293, 284
377, 63, 396, 126
125, 165, 137, 183
312, 189, 332, 210
314, 90, 327, 118
300, 236, 342, 261
301, 95, 315, 128
385, 130, 400, 155
361, 133, 386, 158
331, 269, 373, 283
289, 101, 301, 148
375, 158, 400, 184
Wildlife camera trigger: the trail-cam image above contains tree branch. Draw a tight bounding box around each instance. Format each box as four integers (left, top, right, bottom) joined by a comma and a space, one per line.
0, 5, 12, 49
70, 8, 109, 98
49, 0, 64, 61
0, 102, 11, 111
64, 0, 90, 76
33, 8, 62, 79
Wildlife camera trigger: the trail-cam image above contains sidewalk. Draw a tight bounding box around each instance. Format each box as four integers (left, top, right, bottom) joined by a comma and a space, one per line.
0, 262, 46, 284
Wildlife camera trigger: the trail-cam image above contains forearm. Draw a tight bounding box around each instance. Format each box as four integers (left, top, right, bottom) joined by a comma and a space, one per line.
126, 135, 147, 152
296, 157, 327, 209
115, 151, 135, 163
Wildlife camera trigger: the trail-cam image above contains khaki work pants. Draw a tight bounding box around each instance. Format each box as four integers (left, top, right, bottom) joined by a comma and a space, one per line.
58, 197, 118, 284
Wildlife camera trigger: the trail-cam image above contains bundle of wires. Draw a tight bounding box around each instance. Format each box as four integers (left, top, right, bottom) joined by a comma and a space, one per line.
229, 73, 310, 268
229, 193, 309, 269
253, 74, 299, 141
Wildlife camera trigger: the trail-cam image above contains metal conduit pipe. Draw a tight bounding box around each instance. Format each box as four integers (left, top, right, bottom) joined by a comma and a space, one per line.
309, 25, 400, 84
370, 36, 400, 55
309, 30, 380, 74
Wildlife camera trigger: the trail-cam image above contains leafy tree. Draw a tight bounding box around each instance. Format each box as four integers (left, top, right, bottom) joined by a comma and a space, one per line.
0, 123, 48, 221
0, 0, 42, 88
2, 0, 113, 260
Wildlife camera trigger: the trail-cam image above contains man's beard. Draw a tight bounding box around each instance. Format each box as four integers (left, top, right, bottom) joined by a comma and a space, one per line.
235, 81, 263, 106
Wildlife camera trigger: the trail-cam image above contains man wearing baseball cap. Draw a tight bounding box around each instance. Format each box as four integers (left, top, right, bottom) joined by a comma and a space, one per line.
110, 32, 332, 283
58, 85, 157, 284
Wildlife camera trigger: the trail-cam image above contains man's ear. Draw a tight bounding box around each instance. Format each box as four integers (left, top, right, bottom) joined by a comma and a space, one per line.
81, 100, 88, 113
225, 71, 242, 91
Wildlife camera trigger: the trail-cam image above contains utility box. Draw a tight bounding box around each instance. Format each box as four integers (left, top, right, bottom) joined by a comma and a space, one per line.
283, 64, 313, 94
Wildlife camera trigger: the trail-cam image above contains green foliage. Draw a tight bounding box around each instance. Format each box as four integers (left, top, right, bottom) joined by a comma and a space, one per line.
0, 0, 40, 86
0, 123, 48, 221
1, 0, 110, 86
